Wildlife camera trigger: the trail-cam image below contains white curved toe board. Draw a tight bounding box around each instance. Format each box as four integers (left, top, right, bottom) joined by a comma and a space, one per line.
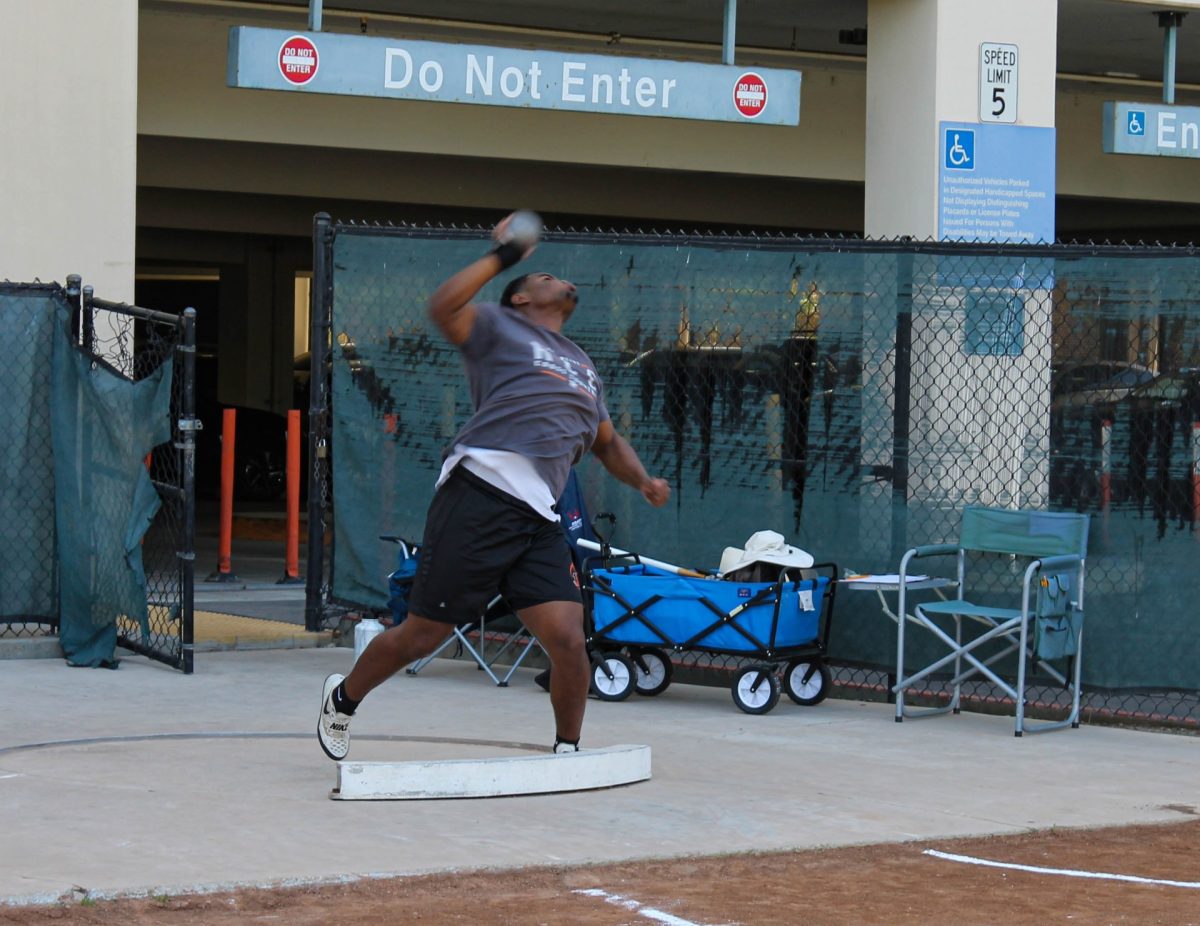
331, 744, 651, 800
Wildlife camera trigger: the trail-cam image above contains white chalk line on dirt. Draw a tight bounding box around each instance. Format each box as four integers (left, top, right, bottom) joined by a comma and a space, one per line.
925, 849, 1200, 889
573, 888, 737, 926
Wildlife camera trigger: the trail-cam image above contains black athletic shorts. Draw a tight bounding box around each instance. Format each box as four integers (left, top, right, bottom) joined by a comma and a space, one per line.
407, 466, 582, 624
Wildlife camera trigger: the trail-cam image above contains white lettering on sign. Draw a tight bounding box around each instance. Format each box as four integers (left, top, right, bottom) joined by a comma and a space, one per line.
979, 42, 1018, 124
500, 65, 523, 98
557, 61, 673, 109
465, 53, 492, 94
1157, 111, 1200, 150
562, 61, 586, 102
420, 61, 443, 92
391, 50, 677, 111
384, 48, 412, 89
1159, 111, 1176, 147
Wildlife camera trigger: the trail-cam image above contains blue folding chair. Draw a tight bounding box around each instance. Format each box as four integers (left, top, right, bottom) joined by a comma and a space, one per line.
894, 506, 1090, 736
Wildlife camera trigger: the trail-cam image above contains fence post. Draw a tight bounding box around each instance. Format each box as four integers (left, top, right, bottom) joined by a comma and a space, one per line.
1100, 418, 1112, 511
305, 212, 333, 632
65, 274, 82, 341
1192, 421, 1200, 531
179, 309, 198, 673
81, 284, 95, 354
278, 408, 303, 585
891, 250, 913, 557
206, 408, 240, 583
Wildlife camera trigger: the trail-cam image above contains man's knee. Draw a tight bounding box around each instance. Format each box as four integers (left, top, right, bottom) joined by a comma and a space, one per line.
549, 627, 587, 661
395, 614, 454, 654
520, 602, 585, 654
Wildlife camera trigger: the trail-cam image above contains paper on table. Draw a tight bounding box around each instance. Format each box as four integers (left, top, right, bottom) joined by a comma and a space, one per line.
843, 573, 930, 583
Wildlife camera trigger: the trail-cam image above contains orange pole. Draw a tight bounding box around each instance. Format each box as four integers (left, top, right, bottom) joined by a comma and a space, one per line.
217, 408, 237, 576
284, 409, 301, 581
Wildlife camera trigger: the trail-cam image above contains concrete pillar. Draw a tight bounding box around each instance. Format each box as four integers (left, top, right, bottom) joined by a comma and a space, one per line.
0, 1, 138, 301
865, 0, 1058, 239
862, 0, 1059, 547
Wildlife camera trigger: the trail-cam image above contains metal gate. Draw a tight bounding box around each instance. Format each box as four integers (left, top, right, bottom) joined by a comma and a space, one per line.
66, 278, 198, 672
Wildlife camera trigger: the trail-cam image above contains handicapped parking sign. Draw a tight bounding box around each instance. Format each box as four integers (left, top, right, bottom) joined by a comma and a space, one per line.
945, 128, 975, 170
1126, 110, 1146, 136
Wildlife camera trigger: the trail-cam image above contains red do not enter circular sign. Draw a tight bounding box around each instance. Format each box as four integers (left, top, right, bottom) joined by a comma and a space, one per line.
733, 72, 767, 118
279, 35, 319, 85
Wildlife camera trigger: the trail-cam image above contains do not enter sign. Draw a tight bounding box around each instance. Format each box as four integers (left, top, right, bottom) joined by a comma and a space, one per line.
278, 35, 318, 85
733, 72, 767, 118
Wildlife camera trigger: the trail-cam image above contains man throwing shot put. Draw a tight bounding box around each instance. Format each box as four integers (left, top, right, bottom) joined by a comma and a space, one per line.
318, 211, 670, 759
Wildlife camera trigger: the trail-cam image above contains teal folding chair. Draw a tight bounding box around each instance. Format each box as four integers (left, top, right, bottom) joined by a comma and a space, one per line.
894, 507, 1089, 736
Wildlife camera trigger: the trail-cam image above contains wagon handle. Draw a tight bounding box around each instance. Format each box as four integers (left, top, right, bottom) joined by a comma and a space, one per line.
592, 512, 617, 550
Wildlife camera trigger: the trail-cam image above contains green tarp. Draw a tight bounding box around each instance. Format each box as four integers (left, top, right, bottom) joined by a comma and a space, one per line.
0, 285, 172, 667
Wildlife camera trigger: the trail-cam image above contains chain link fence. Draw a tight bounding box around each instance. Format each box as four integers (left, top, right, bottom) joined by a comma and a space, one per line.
0, 283, 60, 637
306, 220, 1200, 730
0, 279, 196, 673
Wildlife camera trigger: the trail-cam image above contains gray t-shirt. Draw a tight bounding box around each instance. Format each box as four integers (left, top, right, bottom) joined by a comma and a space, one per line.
449, 302, 610, 500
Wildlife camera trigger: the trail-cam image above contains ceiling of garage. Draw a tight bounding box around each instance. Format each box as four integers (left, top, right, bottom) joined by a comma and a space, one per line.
225, 0, 1200, 86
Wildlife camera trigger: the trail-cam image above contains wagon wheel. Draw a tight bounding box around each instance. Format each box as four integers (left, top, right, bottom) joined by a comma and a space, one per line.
731, 665, 781, 715
784, 659, 831, 706
630, 647, 673, 697
591, 652, 636, 701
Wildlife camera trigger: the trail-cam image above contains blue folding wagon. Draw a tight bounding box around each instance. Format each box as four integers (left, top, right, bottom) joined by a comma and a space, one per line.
584, 558, 839, 714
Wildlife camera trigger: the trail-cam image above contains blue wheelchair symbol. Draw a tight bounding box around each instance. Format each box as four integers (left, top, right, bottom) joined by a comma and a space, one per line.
945, 129, 974, 170
1127, 110, 1146, 136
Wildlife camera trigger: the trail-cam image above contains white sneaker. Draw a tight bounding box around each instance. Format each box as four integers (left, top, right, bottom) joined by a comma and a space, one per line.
553, 740, 579, 754
318, 673, 352, 760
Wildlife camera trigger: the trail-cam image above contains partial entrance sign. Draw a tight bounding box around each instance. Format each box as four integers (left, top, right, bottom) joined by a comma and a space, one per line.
1103, 101, 1200, 159
979, 43, 1018, 124
229, 27, 801, 126
278, 35, 318, 85
733, 73, 767, 119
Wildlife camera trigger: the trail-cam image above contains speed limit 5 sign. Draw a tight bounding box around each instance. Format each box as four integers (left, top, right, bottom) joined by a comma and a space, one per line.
980, 42, 1018, 124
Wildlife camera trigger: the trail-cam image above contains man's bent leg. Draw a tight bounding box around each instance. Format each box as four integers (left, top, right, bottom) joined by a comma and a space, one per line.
517, 600, 589, 743
342, 614, 455, 702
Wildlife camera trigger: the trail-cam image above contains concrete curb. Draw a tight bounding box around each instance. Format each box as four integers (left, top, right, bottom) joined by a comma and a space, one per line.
1, 630, 333, 661
0, 636, 63, 660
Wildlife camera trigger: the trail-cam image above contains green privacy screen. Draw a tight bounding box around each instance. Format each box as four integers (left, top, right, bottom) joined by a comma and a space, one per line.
0, 287, 61, 624
0, 284, 177, 668
324, 226, 1200, 695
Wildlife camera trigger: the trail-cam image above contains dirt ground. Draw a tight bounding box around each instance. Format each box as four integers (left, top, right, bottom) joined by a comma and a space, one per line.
4, 818, 1199, 925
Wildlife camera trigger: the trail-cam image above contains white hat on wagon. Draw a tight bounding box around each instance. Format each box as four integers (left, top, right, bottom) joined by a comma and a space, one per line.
718, 530, 814, 576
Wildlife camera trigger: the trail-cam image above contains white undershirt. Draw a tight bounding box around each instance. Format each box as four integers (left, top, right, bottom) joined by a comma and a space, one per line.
436, 444, 559, 522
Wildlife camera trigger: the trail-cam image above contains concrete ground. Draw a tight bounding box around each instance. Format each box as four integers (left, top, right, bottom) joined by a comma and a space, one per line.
1, 645, 1198, 907
3, 504, 1198, 905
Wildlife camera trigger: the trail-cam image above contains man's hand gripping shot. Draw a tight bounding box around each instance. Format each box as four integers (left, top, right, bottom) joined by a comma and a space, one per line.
318, 212, 669, 761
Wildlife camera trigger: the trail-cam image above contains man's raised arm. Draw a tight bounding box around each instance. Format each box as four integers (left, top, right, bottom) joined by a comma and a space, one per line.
428, 213, 533, 345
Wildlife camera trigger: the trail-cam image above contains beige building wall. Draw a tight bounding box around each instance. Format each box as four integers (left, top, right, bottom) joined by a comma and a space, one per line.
0, 0, 138, 301
2, 2, 1193, 292
135, 3, 1199, 239
864, 0, 1059, 239
137, 6, 864, 184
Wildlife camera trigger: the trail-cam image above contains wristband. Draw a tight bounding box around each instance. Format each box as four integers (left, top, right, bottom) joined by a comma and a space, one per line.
491, 241, 524, 270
